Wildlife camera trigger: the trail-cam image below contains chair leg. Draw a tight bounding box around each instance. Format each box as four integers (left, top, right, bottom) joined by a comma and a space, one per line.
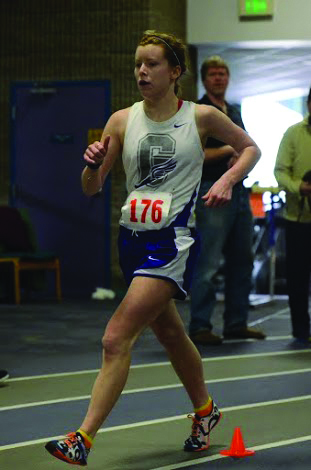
13, 261, 21, 305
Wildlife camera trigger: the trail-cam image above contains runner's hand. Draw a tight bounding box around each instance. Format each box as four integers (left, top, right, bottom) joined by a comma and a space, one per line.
84, 135, 110, 167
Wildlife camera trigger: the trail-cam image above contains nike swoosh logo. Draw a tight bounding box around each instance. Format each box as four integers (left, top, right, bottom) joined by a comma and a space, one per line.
174, 123, 187, 128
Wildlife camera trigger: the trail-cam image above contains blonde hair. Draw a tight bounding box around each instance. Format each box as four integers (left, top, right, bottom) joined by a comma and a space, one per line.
200, 55, 230, 82
138, 30, 188, 96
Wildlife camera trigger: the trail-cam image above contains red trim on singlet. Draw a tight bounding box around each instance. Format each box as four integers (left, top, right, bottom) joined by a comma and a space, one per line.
178, 99, 183, 110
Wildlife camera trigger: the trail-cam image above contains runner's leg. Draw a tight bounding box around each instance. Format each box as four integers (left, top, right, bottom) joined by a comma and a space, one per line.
151, 300, 209, 408
80, 276, 178, 438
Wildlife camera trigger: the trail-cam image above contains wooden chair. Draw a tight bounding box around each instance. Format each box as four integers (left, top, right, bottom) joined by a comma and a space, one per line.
0, 206, 62, 304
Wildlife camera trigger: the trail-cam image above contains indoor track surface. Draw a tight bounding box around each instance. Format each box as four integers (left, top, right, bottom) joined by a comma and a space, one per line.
1, 295, 311, 469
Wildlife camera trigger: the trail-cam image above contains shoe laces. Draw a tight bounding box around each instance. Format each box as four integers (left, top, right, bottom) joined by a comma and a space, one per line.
64, 432, 81, 448
187, 413, 203, 437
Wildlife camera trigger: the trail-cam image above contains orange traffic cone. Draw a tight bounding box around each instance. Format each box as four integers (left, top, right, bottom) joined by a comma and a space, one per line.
220, 427, 255, 458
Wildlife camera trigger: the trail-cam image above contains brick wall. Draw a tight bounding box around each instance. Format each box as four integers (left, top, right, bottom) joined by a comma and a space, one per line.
0, 0, 196, 288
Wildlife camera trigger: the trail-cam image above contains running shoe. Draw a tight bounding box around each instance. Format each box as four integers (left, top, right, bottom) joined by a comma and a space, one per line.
45, 431, 92, 466
184, 401, 222, 452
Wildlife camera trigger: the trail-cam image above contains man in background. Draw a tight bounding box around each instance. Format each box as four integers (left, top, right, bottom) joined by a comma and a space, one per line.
274, 87, 311, 343
189, 56, 265, 345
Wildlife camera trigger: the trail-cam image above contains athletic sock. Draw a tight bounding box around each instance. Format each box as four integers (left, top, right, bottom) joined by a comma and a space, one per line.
194, 396, 213, 417
77, 429, 93, 447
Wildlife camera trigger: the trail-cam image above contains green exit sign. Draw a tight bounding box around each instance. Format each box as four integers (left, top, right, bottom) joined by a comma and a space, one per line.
239, 0, 274, 18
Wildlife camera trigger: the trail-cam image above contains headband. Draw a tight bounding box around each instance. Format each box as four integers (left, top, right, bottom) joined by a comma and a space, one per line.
152, 36, 181, 67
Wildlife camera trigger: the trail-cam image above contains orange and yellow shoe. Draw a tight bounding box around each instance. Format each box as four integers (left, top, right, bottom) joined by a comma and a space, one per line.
45, 431, 92, 466
184, 401, 222, 452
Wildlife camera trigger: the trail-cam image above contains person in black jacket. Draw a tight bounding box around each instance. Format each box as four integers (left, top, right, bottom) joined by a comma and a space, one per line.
189, 56, 265, 345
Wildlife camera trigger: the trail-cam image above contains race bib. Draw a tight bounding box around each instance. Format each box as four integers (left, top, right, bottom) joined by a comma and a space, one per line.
121, 191, 172, 230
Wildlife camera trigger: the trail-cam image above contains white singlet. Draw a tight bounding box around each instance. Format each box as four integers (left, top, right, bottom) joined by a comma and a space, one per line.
120, 101, 204, 231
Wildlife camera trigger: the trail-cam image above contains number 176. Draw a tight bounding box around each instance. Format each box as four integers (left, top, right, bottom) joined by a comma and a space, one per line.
130, 199, 163, 223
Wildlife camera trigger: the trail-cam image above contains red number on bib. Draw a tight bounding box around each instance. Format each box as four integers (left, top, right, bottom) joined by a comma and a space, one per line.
130, 199, 138, 222
130, 198, 163, 224
141, 199, 152, 223
152, 200, 163, 223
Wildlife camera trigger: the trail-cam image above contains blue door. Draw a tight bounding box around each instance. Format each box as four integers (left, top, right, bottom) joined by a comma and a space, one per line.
10, 81, 111, 298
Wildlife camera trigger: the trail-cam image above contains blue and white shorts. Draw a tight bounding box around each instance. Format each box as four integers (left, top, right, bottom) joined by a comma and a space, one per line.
118, 225, 200, 300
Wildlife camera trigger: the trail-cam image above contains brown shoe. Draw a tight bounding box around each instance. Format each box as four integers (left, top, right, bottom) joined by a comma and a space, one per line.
189, 330, 223, 345
223, 327, 266, 340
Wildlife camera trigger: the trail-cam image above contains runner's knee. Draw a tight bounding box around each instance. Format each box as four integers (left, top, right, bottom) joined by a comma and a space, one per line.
101, 332, 132, 357
156, 325, 186, 347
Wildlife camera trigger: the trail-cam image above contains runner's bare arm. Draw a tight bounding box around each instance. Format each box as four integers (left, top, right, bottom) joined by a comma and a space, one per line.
195, 104, 261, 207
81, 108, 129, 196
195, 104, 261, 185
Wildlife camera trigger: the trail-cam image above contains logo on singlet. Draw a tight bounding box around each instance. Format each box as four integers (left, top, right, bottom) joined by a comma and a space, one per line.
174, 123, 187, 128
135, 133, 177, 189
